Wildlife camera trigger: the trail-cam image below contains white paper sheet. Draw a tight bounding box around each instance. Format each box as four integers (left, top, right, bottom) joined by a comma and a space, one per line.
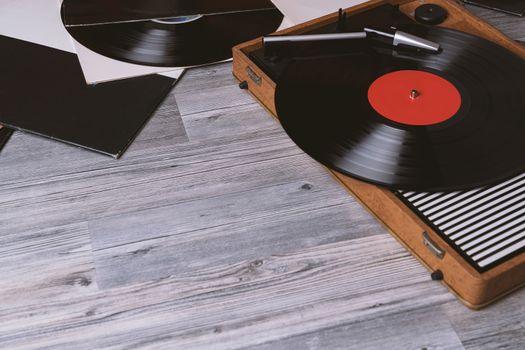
278, 16, 296, 30
71, 40, 185, 84
271, 0, 370, 24
0, 0, 76, 53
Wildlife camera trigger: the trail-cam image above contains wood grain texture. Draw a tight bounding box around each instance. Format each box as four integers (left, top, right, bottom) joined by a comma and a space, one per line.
0, 233, 456, 349
0, 4, 525, 349
442, 287, 525, 350
247, 306, 465, 350
90, 184, 378, 289
174, 64, 256, 116
465, 5, 525, 41
180, 103, 277, 143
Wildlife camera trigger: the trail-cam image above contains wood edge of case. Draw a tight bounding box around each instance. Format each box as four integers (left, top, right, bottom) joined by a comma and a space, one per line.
232, 0, 525, 309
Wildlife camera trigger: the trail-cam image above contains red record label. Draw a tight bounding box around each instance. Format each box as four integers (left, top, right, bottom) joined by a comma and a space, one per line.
367, 70, 461, 126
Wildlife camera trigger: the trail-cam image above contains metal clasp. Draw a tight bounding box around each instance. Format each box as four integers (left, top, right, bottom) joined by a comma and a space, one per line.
246, 66, 262, 86
423, 231, 445, 259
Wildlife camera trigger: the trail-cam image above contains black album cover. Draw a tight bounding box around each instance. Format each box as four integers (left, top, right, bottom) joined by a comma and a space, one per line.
0, 35, 175, 158
0, 127, 13, 152
463, 0, 525, 16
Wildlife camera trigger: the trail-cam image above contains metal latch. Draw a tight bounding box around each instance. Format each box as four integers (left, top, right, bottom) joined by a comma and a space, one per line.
246, 66, 262, 86
423, 231, 445, 259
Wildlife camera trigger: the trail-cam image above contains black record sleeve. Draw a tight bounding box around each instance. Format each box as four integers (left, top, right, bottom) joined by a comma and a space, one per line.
0, 127, 13, 152
0, 35, 175, 158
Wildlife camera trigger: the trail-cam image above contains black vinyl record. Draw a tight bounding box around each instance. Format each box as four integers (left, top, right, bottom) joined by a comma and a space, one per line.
62, 5, 283, 67
62, 0, 278, 26
275, 26, 525, 191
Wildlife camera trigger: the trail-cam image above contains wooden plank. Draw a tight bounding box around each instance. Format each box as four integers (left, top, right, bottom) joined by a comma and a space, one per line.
90, 199, 381, 289
171, 63, 235, 94
88, 176, 350, 249
0, 222, 97, 337
124, 93, 189, 152
443, 288, 525, 350
174, 62, 255, 116
0, 235, 455, 349
465, 5, 525, 41
180, 103, 277, 142
0, 129, 326, 233
248, 306, 465, 350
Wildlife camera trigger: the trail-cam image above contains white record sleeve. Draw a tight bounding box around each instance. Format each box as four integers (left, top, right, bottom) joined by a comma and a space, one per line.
278, 16, 296, 30
57, 0, 184, 84
71, 38, 185, 84
0, 0, 76, 53
0, 0, 184, 84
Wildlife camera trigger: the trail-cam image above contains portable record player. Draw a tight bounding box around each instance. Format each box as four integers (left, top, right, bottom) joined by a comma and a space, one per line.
232, 0, 525, 309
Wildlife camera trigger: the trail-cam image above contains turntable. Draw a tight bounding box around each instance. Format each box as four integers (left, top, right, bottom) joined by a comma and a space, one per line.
233, 0, 525, 309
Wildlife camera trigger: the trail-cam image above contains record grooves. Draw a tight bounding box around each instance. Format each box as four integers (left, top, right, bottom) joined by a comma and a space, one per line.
62, 0, 284, 67
275, 26, 525, 192
62, 0, 279, 26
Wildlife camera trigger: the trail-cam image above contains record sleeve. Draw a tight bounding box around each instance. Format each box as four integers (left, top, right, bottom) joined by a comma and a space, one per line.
0, 35, 176, 158
0, 126, 13, 152
0, 0, 76, 53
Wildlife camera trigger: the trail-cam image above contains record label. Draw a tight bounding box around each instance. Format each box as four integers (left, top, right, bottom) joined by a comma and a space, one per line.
367, 70, 461, 126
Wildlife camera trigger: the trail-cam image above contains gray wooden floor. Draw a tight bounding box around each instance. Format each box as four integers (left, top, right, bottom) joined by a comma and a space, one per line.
1, 5, 524, 350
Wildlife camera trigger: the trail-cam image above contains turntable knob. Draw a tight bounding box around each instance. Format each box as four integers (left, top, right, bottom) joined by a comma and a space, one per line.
415, 4, 448, 25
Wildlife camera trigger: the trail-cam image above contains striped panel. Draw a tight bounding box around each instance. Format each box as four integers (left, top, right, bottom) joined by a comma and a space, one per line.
397, 173, 525, 271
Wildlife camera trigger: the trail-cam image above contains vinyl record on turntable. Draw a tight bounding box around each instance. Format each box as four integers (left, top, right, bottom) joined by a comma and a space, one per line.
61, 1, 283, 67
275, 26, 525, 191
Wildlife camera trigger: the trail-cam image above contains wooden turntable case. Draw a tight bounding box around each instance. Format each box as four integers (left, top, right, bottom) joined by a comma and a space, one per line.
232, 0, 525, 309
